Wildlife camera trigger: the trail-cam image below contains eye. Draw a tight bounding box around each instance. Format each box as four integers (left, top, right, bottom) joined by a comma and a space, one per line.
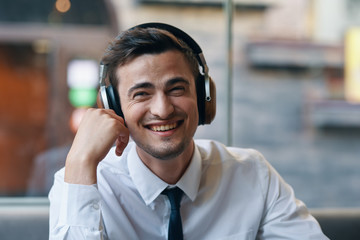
169, 86, 186, 96
133, 91, 149, 99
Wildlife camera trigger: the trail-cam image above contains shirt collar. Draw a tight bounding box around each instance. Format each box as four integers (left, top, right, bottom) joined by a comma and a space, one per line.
176, 145, 201, 202
127, 143, 202, 205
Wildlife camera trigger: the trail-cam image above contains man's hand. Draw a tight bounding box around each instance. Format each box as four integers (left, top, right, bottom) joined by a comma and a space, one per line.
64, 108, 129, 185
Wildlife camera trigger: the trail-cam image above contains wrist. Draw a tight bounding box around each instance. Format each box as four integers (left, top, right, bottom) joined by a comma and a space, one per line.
64, 152, 99, 185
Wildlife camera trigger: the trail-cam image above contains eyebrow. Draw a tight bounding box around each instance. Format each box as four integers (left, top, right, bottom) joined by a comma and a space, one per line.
127, 77, 190, 97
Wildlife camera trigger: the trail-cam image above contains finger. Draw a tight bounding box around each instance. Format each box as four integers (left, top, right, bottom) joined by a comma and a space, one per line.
115, 134, 129, 156
115, 122, 129, 156
101, 108, 126, 126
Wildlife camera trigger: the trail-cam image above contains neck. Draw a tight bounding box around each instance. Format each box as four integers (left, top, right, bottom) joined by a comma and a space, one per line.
136, 140, 194, 184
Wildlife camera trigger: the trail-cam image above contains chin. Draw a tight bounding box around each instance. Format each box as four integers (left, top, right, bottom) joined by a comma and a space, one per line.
136, 138, 191, 161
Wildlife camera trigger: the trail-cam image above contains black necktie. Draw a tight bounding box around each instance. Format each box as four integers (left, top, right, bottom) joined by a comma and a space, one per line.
162, 187, 184, 240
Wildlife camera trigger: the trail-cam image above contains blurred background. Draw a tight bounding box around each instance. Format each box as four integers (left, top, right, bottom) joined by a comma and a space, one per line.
0, 0, 359, 209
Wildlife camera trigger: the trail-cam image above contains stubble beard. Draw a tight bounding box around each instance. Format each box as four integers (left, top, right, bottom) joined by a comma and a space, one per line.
135, 136, 191, 161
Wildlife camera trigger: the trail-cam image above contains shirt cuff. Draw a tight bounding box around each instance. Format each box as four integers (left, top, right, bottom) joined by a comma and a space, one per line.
58, 182, 102, 230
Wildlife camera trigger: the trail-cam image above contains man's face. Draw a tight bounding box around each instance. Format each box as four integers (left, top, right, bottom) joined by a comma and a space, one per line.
117, 50, 199, 161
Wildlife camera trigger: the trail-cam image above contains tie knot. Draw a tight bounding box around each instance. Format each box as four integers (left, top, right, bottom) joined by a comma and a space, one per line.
162, 187, 183, 210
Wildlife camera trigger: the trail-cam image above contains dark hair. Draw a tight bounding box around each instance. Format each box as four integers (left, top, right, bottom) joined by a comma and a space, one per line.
101, 27, 200, 87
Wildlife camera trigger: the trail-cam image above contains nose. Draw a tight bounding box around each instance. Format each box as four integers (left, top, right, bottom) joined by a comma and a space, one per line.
149, 93, 175, 119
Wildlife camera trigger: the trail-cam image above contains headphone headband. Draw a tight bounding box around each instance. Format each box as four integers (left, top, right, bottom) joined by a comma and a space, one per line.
133, 23, 202, 56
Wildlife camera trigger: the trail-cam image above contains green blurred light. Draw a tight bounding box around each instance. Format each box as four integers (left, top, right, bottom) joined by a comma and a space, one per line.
69, 88, 97, 107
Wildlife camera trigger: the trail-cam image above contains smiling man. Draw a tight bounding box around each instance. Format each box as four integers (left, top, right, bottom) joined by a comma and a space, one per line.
118, 50, 198, 170
49, 23, 328, 240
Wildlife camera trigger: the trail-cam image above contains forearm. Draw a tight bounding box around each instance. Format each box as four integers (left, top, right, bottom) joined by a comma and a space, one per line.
49, 169, 105, 240
49, 108, 129, 239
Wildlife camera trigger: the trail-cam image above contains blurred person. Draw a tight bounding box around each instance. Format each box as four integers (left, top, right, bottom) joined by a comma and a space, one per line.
49, 23, 328, 239
27, 107, 87, 196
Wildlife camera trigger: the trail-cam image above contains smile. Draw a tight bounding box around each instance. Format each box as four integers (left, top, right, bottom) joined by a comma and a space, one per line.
149, 122, 178, 132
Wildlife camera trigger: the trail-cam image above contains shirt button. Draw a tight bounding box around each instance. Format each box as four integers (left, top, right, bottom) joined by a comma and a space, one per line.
93, 202, 100, 210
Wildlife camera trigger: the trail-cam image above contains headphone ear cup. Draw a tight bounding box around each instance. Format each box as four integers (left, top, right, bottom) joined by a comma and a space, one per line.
97, 86, 107, 109
196, 75, 216, 125
196, 75, 206, 125
105, 85, 124, 117
203, 77, 216, 124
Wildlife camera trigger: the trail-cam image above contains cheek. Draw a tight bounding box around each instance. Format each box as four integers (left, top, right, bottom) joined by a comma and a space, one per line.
191, 104, 199, 124
122, 103, 146, 125
176, 97, 199, 121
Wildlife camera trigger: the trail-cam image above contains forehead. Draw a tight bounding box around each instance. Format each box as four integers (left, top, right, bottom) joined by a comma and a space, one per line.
116, 50, 195, 90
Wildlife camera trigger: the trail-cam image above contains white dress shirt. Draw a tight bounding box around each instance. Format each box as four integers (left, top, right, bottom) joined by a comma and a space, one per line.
49, 140, 328, 240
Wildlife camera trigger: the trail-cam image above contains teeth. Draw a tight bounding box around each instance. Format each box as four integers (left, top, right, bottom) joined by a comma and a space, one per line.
151, 123, 177, 132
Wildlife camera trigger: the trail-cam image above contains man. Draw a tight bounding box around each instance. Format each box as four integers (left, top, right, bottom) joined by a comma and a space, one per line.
49, 23, 328, 239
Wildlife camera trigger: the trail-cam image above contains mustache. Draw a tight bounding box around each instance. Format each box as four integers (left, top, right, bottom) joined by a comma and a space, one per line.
143, 111, 186, 122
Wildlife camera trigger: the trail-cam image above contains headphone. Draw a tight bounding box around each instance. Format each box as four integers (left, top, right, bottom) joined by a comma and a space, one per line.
98, 22, 216, 125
